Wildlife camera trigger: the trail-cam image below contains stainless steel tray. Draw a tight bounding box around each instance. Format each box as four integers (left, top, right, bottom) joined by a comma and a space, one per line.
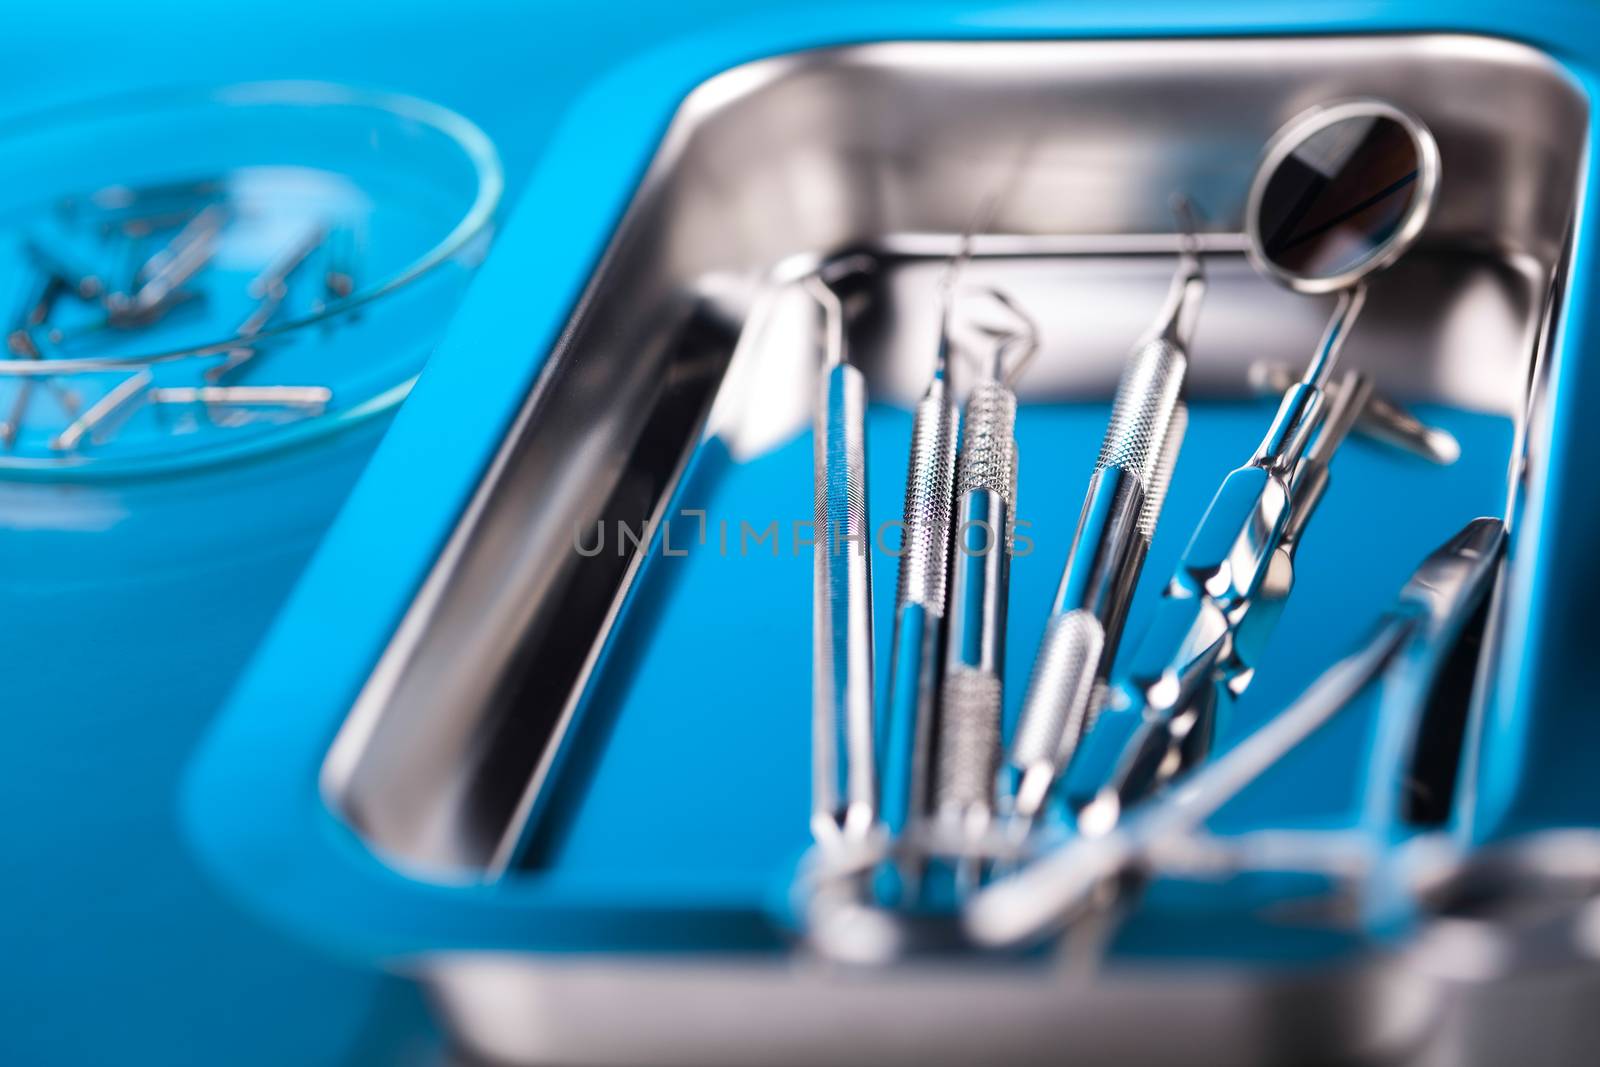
320, 34, 1590, 1066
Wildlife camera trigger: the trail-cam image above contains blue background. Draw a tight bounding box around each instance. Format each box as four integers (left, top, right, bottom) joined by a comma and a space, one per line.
2, 3, 741, 1064
9, 3, 1600, 1065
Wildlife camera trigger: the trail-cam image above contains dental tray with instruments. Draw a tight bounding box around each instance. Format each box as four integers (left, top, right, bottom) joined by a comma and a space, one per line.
187, 34, 1599, 1067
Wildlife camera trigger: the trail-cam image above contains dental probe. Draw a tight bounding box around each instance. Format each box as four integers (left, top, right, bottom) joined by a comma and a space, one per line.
930, 292, 1037, 864
1008, 216, 1205, 829
807, 273, 878, 853
881, 267, 963, 850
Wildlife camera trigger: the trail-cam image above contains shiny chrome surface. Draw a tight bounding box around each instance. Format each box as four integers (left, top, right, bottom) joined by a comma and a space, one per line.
1010, 609, 1104, 816
1071, 99, 1444, 828
1010, 246, 1201, 821
1248, 358, 1462, 464
428, 949, 1433, 1067
970, 516, 1509, 950
880, 366, 957, 840
932, 378, 1018, 835
1361, 517, 1507, 833
311, 32, 1588, 1066
1245, 99, 1440, 296
323, 33, 1584, 878
974, 603, 1413, 948
894, 380, 957, 614
808, 276, 879, 848
1081, 369, 1380, 827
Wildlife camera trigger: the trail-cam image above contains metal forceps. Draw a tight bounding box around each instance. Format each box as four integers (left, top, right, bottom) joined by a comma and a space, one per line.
1068, 99, 1443, 832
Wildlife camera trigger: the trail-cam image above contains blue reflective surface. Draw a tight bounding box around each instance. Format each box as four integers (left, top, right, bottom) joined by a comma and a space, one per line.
1, 3, 712, 1062
12, 2, 1600, 1064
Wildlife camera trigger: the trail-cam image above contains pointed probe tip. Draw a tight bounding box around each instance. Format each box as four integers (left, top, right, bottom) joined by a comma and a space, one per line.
1169, 194, 1206, 272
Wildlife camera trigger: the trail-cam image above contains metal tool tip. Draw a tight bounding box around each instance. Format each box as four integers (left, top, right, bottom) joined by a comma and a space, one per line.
937, 196, 996, 300
1170, 194, 1206, 274
1423, 427, 1462, 466
952, 285, 1039, 385
1012, 764, 1055, 824
801, 275, 847, 367
1077, 790, 1121, 838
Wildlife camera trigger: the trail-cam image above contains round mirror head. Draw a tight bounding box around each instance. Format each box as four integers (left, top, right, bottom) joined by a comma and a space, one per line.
1247, 100, 1439, 294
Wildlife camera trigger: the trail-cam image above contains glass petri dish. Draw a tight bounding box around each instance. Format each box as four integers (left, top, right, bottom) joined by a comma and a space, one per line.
0, 81, 502, 479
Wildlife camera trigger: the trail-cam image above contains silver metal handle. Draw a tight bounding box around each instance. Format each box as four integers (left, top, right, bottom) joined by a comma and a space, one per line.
883, 377, 959, 838
1009, 272, 1195, 822
896, 382, 959, 614
933, 379, 1017, 833
969, 517, 1506, 949
809, 280, 877, 847
936, 667, 1004, 818
1010, 609, 1104, 817
1085, 365, 1377, 830
970, 615, 1411, 948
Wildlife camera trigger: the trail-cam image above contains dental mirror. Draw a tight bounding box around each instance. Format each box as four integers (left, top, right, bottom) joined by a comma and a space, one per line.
1246, 100, 1438, 392
1247, 99, 1439, 296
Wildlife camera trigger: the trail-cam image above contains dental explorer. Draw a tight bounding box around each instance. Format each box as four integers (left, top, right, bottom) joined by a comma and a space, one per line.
881, 260, 964, 852
930, 290, 1037, 862
807, 272, 878, 855
1008, 204, 1206, 829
